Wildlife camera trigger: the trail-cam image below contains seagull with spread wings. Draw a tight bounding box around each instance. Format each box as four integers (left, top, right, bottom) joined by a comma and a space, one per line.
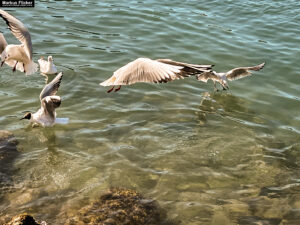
0, 32, 24, 72
21, 72, 63, 127
100, 57, 213, 92
196, 62, 265, 91
0, 9, 38, 75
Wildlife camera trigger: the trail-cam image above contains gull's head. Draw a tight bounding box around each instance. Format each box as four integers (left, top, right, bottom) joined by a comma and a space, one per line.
20, 112, 32, 120
48, 56, 53, 62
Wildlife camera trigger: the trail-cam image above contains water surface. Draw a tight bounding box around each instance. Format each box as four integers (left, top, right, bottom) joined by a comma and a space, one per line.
0, 0, 299, 224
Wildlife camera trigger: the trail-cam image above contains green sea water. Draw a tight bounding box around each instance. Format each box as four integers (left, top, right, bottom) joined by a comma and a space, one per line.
0, 0, 299, 224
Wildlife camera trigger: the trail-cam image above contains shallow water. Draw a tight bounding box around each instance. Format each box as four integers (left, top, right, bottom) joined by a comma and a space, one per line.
0, 0, 300, 224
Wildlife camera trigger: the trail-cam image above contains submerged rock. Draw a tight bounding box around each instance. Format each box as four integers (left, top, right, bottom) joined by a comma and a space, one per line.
0, 130, 19, 171
66, 188, 171, 225
0, 130, 19, 194
4, 213, 42, 225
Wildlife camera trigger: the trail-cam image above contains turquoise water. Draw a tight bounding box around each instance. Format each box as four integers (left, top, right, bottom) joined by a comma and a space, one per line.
0, 0, 299, 224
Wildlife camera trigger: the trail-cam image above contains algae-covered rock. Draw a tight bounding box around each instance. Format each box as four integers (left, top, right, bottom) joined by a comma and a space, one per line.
0, 130, 19, 193
0, 130, 18, 169
4, 213, 41, 225
66, 188, 170, 225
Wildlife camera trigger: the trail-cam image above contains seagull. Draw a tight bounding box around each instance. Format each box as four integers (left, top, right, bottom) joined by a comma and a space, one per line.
0, 32, 24, 72
21, 72, 63, 127
100, 57, 213, 92
0, 9, 38, 75
38, 56, 58, 75
196, 62, 266, 91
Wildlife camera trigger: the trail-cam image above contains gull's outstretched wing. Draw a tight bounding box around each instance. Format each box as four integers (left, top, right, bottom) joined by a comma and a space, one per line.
100, 58, 212, 86
0, 9, 33, 60
226, 62, 266, 81
39, 72, 63, 101
41, 96, 62, 116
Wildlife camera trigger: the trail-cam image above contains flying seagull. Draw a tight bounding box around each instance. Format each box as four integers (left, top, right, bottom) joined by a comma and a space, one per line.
196, 62, 266, 91
21, 72, 63, 127
0, 32, 24, 72
100, 57, 213, 92
38, 56, 58, 75
0, 9, 38, 75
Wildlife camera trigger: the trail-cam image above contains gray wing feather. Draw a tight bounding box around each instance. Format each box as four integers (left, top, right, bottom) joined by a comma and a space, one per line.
157, 59, 213, 70
0, 33, 7, 53
40, 72, 63, 101
226, 62, 265, 81
40, 96, 61, 120
0, 9, 33, 59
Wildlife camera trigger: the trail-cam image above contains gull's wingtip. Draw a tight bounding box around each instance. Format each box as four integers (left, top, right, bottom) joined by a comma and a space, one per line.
257, 61, 266, 70
249, 61, 266, 72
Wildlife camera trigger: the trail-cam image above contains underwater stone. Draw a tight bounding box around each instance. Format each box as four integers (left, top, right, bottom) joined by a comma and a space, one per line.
0, 130, 19, 189
0, 130, 18, 167
4, 213, 41, 225
65, 188, 171, 225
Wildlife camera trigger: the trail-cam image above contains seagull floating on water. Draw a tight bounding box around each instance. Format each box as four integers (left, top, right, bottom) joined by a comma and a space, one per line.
21, 72, 64, 127
0, 9, 38, 75
197, 62, 266, 91
38, 56, 58, 75
100, 57, 213, 92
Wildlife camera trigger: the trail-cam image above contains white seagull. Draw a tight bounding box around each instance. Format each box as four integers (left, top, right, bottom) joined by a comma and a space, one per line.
196, 62, 266, 91
21, 72, 63, 127
100, 57, 213, 92
0, 32, 24, 72
38, 56, 58, 75
0, 9, 38, 75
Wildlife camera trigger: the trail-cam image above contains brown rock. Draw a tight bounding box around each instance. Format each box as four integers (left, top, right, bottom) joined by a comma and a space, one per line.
0, 130, 18, 169
65, 188, 173, 225
4, 213, 40, 225
0, 130, 19, 194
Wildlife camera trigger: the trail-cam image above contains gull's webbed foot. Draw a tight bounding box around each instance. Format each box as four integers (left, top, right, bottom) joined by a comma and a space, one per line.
114, 85, 121, 92
107, 86, 115, 93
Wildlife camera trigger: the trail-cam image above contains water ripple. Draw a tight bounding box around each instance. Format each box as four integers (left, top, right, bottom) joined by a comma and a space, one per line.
0, 0, 300, 224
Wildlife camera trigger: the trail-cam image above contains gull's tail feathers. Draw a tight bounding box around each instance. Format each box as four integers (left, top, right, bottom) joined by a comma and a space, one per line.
100, 76, 116, 86
24, 61, 38, 75
55, 117, 69, 124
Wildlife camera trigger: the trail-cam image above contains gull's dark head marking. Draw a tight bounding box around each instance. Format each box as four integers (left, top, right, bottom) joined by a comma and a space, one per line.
20, 112, 31, 120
